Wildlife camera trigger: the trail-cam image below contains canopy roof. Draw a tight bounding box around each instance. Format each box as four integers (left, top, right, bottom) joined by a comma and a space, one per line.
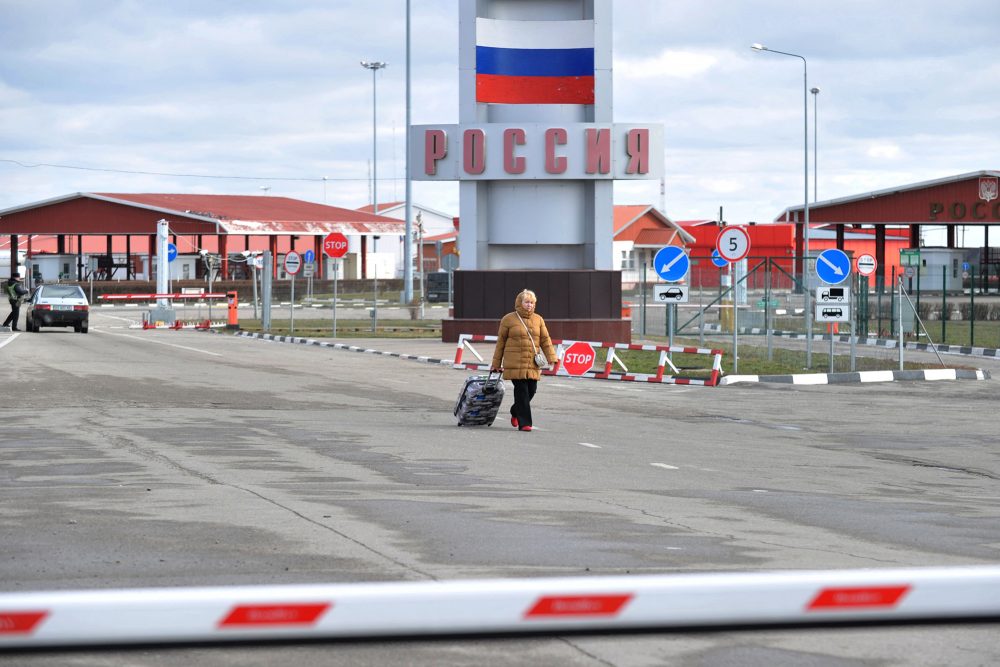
0, 193, 405, 236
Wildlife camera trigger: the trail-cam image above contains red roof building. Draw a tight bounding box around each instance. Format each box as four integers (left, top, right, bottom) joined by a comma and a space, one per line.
0, 192, 403, 280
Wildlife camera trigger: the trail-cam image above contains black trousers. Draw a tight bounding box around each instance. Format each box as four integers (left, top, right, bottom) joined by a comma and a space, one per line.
2, 300, 18, 329
510, 379, 538, 427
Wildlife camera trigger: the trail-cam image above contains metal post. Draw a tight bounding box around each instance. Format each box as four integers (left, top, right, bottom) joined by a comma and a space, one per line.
289, 275, 295, 336
970, 265, 975, 347
941, 265, 947, 344
251, 262, 258, 320
417, 213, 425, 319
766, 259, 773, 360
751, 44, 810, 367
829, 315, 835, 374
667, 304, 674, 348
732, 260, 738, 374
850, 274, 857, 371
402, 1, 413, 305
332, 259, 338, 337
361, 60, 386, 283
261, 251, 272, 333
898, 276, 904, 371
641, 262, 647, 336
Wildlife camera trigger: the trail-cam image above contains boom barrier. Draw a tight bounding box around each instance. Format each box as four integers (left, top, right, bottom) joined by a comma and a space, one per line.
455, 334, 724, 386
1, 566, 997, 648
99, 292, 239, 330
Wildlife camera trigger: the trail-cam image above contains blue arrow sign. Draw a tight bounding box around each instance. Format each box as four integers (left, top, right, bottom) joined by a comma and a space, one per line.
303, 249, 316, 264
711, 249, 728, 268
816, 248, 851, 284
653, 246, 690, 282
167, 243, 178, 262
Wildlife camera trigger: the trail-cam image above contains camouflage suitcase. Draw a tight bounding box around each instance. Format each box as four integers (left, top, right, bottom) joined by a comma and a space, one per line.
453, 371, 505, 426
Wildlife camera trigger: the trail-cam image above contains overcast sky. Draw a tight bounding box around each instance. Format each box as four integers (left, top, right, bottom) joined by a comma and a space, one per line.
1, 0, 997, 242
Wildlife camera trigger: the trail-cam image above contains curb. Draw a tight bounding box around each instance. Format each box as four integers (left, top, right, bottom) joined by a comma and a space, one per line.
221, 331, 991, 386
231, 331, 454, 368
721, 368, 991, 386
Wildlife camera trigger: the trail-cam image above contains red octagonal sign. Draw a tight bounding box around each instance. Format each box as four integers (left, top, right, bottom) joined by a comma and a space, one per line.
323, 232, 349, 259
563, 342, 596, 376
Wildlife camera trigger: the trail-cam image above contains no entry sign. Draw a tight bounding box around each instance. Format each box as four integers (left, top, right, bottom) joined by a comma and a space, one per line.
562, 342, 595, 376
856, 253, 878, 277
323, 232, 349, 259
284, 251, 302, 276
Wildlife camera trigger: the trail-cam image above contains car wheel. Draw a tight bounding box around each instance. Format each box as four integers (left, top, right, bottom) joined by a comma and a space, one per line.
81, 324, 89, 334
73, 323, 82, 333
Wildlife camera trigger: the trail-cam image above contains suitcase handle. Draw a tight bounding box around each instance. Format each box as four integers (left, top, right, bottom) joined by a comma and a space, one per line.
484, 370, 502, 392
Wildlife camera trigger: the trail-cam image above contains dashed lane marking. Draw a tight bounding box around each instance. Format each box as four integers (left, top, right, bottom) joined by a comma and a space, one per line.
650, 463, 679, 470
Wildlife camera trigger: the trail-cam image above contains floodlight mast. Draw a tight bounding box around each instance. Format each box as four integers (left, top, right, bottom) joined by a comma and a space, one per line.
752, 42, 813, 367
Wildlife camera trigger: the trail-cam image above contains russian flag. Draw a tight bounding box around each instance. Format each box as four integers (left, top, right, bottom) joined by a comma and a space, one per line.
476, 17, 594, 105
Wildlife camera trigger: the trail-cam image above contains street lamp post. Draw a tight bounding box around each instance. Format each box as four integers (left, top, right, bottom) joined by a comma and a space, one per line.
361, 60, 387, 282
811, 87, 820, 202
752, 43, 812, 367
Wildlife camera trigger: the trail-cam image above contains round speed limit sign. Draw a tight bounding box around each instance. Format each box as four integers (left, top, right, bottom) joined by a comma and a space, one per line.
715, 226, 751, 262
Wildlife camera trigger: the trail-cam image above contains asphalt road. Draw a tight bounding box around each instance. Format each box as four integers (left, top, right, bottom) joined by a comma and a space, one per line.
1, 308, 998, 666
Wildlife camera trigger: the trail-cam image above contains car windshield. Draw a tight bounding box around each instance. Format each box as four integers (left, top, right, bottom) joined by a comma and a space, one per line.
40, 285, 86, 299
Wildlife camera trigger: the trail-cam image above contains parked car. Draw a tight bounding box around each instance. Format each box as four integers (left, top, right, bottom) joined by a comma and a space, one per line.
26, 284, 90, 333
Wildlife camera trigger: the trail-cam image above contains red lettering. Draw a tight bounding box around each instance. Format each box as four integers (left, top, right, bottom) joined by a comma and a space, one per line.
545, 128, 568, 174
625, 129, 649, 175
463, 129, 486, 175
503, 128, 526, 174
585, 128, 611, 174
424, 129, 447, 176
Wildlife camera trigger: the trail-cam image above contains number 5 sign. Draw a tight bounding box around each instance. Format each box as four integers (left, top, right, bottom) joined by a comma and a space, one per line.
715, 226, 751, 262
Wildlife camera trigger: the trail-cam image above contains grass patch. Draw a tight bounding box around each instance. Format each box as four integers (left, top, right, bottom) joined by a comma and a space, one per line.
239, 319, 441, 339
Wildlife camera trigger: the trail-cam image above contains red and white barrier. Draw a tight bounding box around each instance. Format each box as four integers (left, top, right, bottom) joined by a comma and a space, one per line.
1, 566, 998, 648
99, 293, 230, 301
454, 334, 724, 386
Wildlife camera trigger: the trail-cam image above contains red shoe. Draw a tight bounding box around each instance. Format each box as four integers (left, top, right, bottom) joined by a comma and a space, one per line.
519, 425, 532, 432
511, 416, 518, 428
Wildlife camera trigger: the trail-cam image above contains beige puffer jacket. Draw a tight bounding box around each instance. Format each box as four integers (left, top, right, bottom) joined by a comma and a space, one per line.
491, 301, 557, 381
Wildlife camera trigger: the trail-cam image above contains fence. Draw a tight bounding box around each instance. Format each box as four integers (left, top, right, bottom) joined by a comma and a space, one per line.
625, 256, 1000, 352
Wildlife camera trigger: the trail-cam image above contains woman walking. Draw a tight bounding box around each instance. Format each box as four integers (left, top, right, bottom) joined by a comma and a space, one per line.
490, 289, 557, 432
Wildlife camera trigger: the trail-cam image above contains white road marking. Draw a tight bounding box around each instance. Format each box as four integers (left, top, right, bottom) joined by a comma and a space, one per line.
577, 442, 602, 449
93, 311, 142, 323
94, 330, 223, 356
0, 333, 21, 349
650, 463, 679, 470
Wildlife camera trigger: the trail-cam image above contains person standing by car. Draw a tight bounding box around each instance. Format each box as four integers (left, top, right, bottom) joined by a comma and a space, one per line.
490, 289, 557, 432
3, 273, 28, 331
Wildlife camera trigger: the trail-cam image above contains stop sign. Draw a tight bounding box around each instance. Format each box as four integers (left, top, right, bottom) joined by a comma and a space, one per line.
323, 232, 349, 258
562, 342, 596, 376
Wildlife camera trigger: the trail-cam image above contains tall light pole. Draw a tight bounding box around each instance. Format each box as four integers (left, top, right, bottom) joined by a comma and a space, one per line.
402, 0, 414, 304
752, 43, 812, 367
361, 60, 386, 281
811, 87, 820, 202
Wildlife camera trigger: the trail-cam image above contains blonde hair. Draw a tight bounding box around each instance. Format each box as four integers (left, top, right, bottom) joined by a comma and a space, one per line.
516, 289, 537, 306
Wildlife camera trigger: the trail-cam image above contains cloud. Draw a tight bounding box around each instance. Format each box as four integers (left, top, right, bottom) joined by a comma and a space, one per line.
617, 50, 718, 80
